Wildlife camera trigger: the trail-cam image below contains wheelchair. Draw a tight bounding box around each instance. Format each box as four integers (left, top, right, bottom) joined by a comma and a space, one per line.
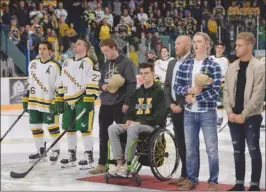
105, 125, 180, 186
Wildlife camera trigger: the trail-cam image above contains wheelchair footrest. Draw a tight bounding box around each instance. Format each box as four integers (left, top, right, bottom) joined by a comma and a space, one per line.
105, 172, 142, 186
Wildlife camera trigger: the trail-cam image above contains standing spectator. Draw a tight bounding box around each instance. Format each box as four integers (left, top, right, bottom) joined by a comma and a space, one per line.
47, 14, 59, 34
1, 4, 11, 26
113, 0, 122, 26
104, 7, 113, 28
201, 0, 212, 24
259, 19, 266, 49
175, 32, 221, 191
223, 32, 265, 191
227, 1, 240, 26
98, 18, 111, 41
31, 16, 44, 36
129, 0, 136, 10
54, 2, 68, 21
128, 7, 137, 23
58, 16, 69, 37
128, 45, 139, 68
212, 0, 226, 28
137, 7, 148, 23
15, 0, 29, 26
121, 9, 132, 25
9, 17, 20, 45
89, 38, 136, 174
94, 2, 104, 23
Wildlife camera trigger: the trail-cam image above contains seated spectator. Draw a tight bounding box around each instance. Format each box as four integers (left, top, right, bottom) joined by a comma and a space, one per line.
107, 63, 167, 177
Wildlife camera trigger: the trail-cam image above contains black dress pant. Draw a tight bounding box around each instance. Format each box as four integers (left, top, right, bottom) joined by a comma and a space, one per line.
98, 102, 124, 165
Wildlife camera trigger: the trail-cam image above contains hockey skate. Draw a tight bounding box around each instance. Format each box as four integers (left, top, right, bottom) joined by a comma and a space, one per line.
50, 150, 60, 165
29, 142, 47, 163
60, 148, 77, 168
79, 151, 94, 170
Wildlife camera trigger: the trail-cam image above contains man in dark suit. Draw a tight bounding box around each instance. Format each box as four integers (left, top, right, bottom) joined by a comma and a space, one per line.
165, 35, 199, 186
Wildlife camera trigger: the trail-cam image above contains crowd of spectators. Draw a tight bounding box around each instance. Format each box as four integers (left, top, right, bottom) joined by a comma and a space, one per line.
0, 0, 265, 71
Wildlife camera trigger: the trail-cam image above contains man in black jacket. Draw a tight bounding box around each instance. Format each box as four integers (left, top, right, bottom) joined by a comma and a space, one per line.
89, 38, 137, 174
165, 35, 199, 186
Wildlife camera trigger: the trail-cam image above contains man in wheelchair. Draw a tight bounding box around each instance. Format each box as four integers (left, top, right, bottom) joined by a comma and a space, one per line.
107, 62, 167, 177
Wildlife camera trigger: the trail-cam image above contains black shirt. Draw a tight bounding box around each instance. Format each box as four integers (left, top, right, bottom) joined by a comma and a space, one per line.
233, 61, 249, 114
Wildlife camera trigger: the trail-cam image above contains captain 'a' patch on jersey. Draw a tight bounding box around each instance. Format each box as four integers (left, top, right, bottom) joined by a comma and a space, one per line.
27, 59, 63, 113
61, 56, 100, 105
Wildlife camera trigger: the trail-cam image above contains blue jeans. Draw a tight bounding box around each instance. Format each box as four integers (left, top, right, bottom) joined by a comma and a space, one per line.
228, 115, 262, 186
184, 110, 219, 184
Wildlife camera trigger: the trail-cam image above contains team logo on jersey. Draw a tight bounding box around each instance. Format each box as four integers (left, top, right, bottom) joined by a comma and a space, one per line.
79, 60, 85, 69
47, 115, 52, 120
46, 66, 52, 74
30, 62, 37, 69
63, 61, 68, 68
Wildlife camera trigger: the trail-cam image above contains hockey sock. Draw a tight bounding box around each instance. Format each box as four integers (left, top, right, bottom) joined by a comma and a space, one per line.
47, 124, 60, 150
30, 124, 45, 150
67, 131, 77, 150
81, 132, 93, 152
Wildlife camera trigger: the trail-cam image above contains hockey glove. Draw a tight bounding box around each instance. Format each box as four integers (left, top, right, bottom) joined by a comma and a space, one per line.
22, 96, 29, 112
55, 95, 64, 114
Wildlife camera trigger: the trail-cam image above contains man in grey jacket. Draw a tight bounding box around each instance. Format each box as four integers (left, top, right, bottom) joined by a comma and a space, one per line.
89, 38, 137, 174
223, 32, 265, 191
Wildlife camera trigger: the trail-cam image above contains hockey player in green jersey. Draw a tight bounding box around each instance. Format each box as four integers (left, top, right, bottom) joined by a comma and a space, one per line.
60, 38, 100, 169
22, 41, 64, 163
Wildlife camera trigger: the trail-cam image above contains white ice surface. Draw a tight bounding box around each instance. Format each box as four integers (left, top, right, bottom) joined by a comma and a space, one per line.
1, 108, 265, 191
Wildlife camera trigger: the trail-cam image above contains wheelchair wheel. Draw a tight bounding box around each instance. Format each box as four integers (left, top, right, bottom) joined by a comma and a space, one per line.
149, 129, 180, 181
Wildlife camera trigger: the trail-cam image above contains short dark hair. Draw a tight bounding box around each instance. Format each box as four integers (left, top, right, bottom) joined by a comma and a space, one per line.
160, 47, 169, 52
139, 62, 154, 72
76, 37, 91, 52
39, 41, 52, 51
216, 41, 224, 47
99, 38, 118, 50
